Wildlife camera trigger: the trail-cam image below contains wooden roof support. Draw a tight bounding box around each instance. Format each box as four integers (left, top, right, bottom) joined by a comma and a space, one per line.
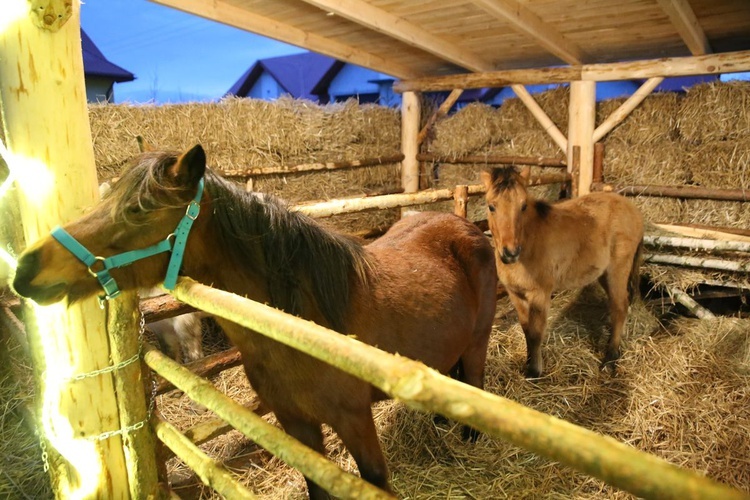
593, 77, 664, 142
393, 50, 750, 92
151, 0, 420, 79
655, 0, 712, 55
418, 89, 464, 146
473, 0, 585, 65
299, 0, 494, 72
511, 84, 568, 153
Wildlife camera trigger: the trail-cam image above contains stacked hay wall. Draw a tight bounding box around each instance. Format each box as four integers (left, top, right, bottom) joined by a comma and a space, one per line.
88, 96, 402, 234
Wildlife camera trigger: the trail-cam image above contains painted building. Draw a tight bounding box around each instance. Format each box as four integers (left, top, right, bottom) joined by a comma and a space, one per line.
81, 29, 135, 103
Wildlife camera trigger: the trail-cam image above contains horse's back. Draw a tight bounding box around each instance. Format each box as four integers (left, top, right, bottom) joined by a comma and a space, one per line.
356, 212, 497, 374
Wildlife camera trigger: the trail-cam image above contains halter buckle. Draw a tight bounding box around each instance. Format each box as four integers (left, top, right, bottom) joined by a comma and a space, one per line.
87, 256, 107, 277
185, 200, 200, 221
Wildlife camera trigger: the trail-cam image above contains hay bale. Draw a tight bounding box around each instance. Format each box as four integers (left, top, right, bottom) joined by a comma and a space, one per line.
597, 92, 680, 145
684, 138, 750, 188
429, 103, 503, 158
678, 81, 750, 144
603, 138, 687, 186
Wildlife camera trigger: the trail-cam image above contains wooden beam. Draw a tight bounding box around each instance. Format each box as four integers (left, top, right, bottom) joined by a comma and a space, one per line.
473, 0, 585, 65
655, 0, 711, 55
393, 50, 750, 92
511, 84, 568, 152
417, 153, 566, 167
299, 0, 494, 72
150, 0, 419, 79
418, 89, 463, 145
593, 77, 664, 142
592, 183, 750, 202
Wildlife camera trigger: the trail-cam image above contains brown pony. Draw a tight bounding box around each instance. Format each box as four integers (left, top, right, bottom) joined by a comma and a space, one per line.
481, 167, 643, 378
13, 145, 498, 498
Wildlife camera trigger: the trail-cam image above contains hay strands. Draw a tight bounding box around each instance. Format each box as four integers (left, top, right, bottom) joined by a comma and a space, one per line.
644, 234, 750, 254
645, 252, 750, 273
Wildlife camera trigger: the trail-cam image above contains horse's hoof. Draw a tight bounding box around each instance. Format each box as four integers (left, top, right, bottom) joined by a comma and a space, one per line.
524, 365, 542, 379
600, 358, 618, 374
433, 414, 449, 427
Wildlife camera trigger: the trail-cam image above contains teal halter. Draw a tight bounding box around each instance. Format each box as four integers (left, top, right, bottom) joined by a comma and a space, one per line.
51, 178, 204, 305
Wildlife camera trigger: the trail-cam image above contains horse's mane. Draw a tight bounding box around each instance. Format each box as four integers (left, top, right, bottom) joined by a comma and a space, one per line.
114, 151, 370, 332
487, 167, 552, 220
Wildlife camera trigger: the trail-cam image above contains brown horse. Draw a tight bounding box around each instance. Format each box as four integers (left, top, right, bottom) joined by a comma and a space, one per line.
481, 167, 643, 378
13, 145, 499, 498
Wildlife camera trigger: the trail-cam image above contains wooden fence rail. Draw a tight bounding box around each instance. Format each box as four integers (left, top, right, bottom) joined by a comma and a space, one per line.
163, 277, 746, 500
591, 182, 750, 202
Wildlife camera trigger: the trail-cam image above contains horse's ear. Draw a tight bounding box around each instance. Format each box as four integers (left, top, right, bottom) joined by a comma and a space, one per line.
136, 136, 155, 153
480, 170, 493, 191
519, 166, 531, 184
170, 144, 206, 188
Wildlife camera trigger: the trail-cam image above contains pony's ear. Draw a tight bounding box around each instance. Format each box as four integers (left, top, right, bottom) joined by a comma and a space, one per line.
136, 136, 155, 153
170, 144, 206, 188
519, 166, 531, 184
480, 170, 493, 191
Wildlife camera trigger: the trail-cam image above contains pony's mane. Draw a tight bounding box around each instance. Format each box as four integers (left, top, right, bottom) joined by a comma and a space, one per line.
114, 151, 370, 332
487, 167, 522, 194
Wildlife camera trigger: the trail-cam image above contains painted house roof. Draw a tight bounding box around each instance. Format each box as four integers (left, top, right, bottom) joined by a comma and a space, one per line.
81, 29, 135, 83
227, 52, 341, 100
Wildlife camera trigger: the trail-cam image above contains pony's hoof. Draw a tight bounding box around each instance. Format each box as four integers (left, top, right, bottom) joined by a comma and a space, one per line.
524, 365, 542, 379
600, 357, 619, 374
433, 414, 449, 427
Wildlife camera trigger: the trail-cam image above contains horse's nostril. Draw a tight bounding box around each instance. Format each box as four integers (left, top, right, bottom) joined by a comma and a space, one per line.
13, 250, 41, 293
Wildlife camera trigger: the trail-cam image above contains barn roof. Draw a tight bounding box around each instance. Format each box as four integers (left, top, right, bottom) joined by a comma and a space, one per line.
81, 29, 135, 83
150, 0, 750, 86
227, 52, 341, 100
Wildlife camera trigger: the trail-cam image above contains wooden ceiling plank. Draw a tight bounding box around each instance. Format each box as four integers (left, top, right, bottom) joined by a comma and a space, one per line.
394, 50, 750, 92
150, 0, 421, 79
473, 0, 586, 65
298, 0, 495, 72
655, 0, 712, 55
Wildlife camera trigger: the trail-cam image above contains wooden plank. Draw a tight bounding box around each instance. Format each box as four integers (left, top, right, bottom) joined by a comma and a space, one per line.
218, 154, 405, 178
418, 89, 463, 145
151, 0, 420, 79
655, 0, 712, 55
653, 223, 750, 243
473, 0, 586, 64
592, 183, 750, 202
393, 50, 750, 92
298, 0, 494, 71
568, 82, 595, 196
417, 153, 566, 167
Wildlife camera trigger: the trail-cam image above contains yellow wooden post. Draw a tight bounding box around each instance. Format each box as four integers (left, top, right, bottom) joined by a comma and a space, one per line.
0, 1, 159, 497
568, 80, 596, 196
400, 90, 421, 193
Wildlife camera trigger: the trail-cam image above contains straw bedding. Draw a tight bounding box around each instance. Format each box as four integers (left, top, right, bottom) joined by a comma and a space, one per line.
2, 82, 750, 498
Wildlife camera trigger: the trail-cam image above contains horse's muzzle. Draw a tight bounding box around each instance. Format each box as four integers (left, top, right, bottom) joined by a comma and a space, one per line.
500, 246, 521, 264
13, 250, 67, 304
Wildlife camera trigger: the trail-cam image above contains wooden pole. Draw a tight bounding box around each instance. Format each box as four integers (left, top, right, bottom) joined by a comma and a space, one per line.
168, 277, 747, 500
416, 153, 567, 167
665, 287, 717, 320
144, 343, 394, 500
591, 183, 750, 201
568, 81, 596, 196
153, 417, 257, 499
218, 154, 405, 178
645, 253, 750, 273
0, 1, 158, 496
453, 185, 469, 218
401, 91, 421, 193
644, 234, 750, 253
654, 223, 750, 242
511, 84, 568, 152
593, 142, 604, 183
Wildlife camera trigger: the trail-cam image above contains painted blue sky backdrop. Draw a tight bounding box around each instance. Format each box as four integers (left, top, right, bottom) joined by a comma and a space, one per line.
81, 0, 305, 103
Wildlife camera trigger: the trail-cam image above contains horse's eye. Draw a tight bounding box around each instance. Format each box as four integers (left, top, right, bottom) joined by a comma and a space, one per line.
125, 203, 142, 216
521, 202, 528, 212
488, 204, 496, 213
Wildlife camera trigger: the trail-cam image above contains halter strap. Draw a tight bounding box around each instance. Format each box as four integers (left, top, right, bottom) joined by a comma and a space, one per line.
51, 178, 204, 304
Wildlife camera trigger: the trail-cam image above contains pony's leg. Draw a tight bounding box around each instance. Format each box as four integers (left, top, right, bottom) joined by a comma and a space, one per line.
330, 411, 394, 495
600, 270, 630, 370
275, 414, 331, 500
456, 313, 493, 441
509, 292, 549, 378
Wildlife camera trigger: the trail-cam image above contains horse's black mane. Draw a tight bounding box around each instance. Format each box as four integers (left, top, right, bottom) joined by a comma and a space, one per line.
488, 167, 552, 219
118, 152, 370, 332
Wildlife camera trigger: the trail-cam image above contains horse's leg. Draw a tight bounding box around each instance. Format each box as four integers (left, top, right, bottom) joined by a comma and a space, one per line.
600, 268, 630, 371
274, 414, 331, 500
509, 292, 549, 378
456, 307, 494, 441
330, 410, 393, 495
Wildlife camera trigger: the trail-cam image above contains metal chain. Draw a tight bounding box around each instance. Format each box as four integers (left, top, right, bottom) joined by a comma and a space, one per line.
35, 427, 50, 473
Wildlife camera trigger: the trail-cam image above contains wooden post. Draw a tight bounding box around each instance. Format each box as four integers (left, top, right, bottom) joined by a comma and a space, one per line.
453, 185, 469, 218
593, 142, 605, 183
568, 80, 596, 196
0, 1, 159, 497
401, 91, 421, 193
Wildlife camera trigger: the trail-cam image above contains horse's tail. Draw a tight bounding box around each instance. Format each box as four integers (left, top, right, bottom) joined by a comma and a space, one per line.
628, 240, 643, 304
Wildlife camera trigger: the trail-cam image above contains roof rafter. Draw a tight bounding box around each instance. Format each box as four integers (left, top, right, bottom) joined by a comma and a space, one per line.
655, 0, 712, 55
150, 0, 421, 79
472, 0, 585, 65
298, 0, 495, 72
